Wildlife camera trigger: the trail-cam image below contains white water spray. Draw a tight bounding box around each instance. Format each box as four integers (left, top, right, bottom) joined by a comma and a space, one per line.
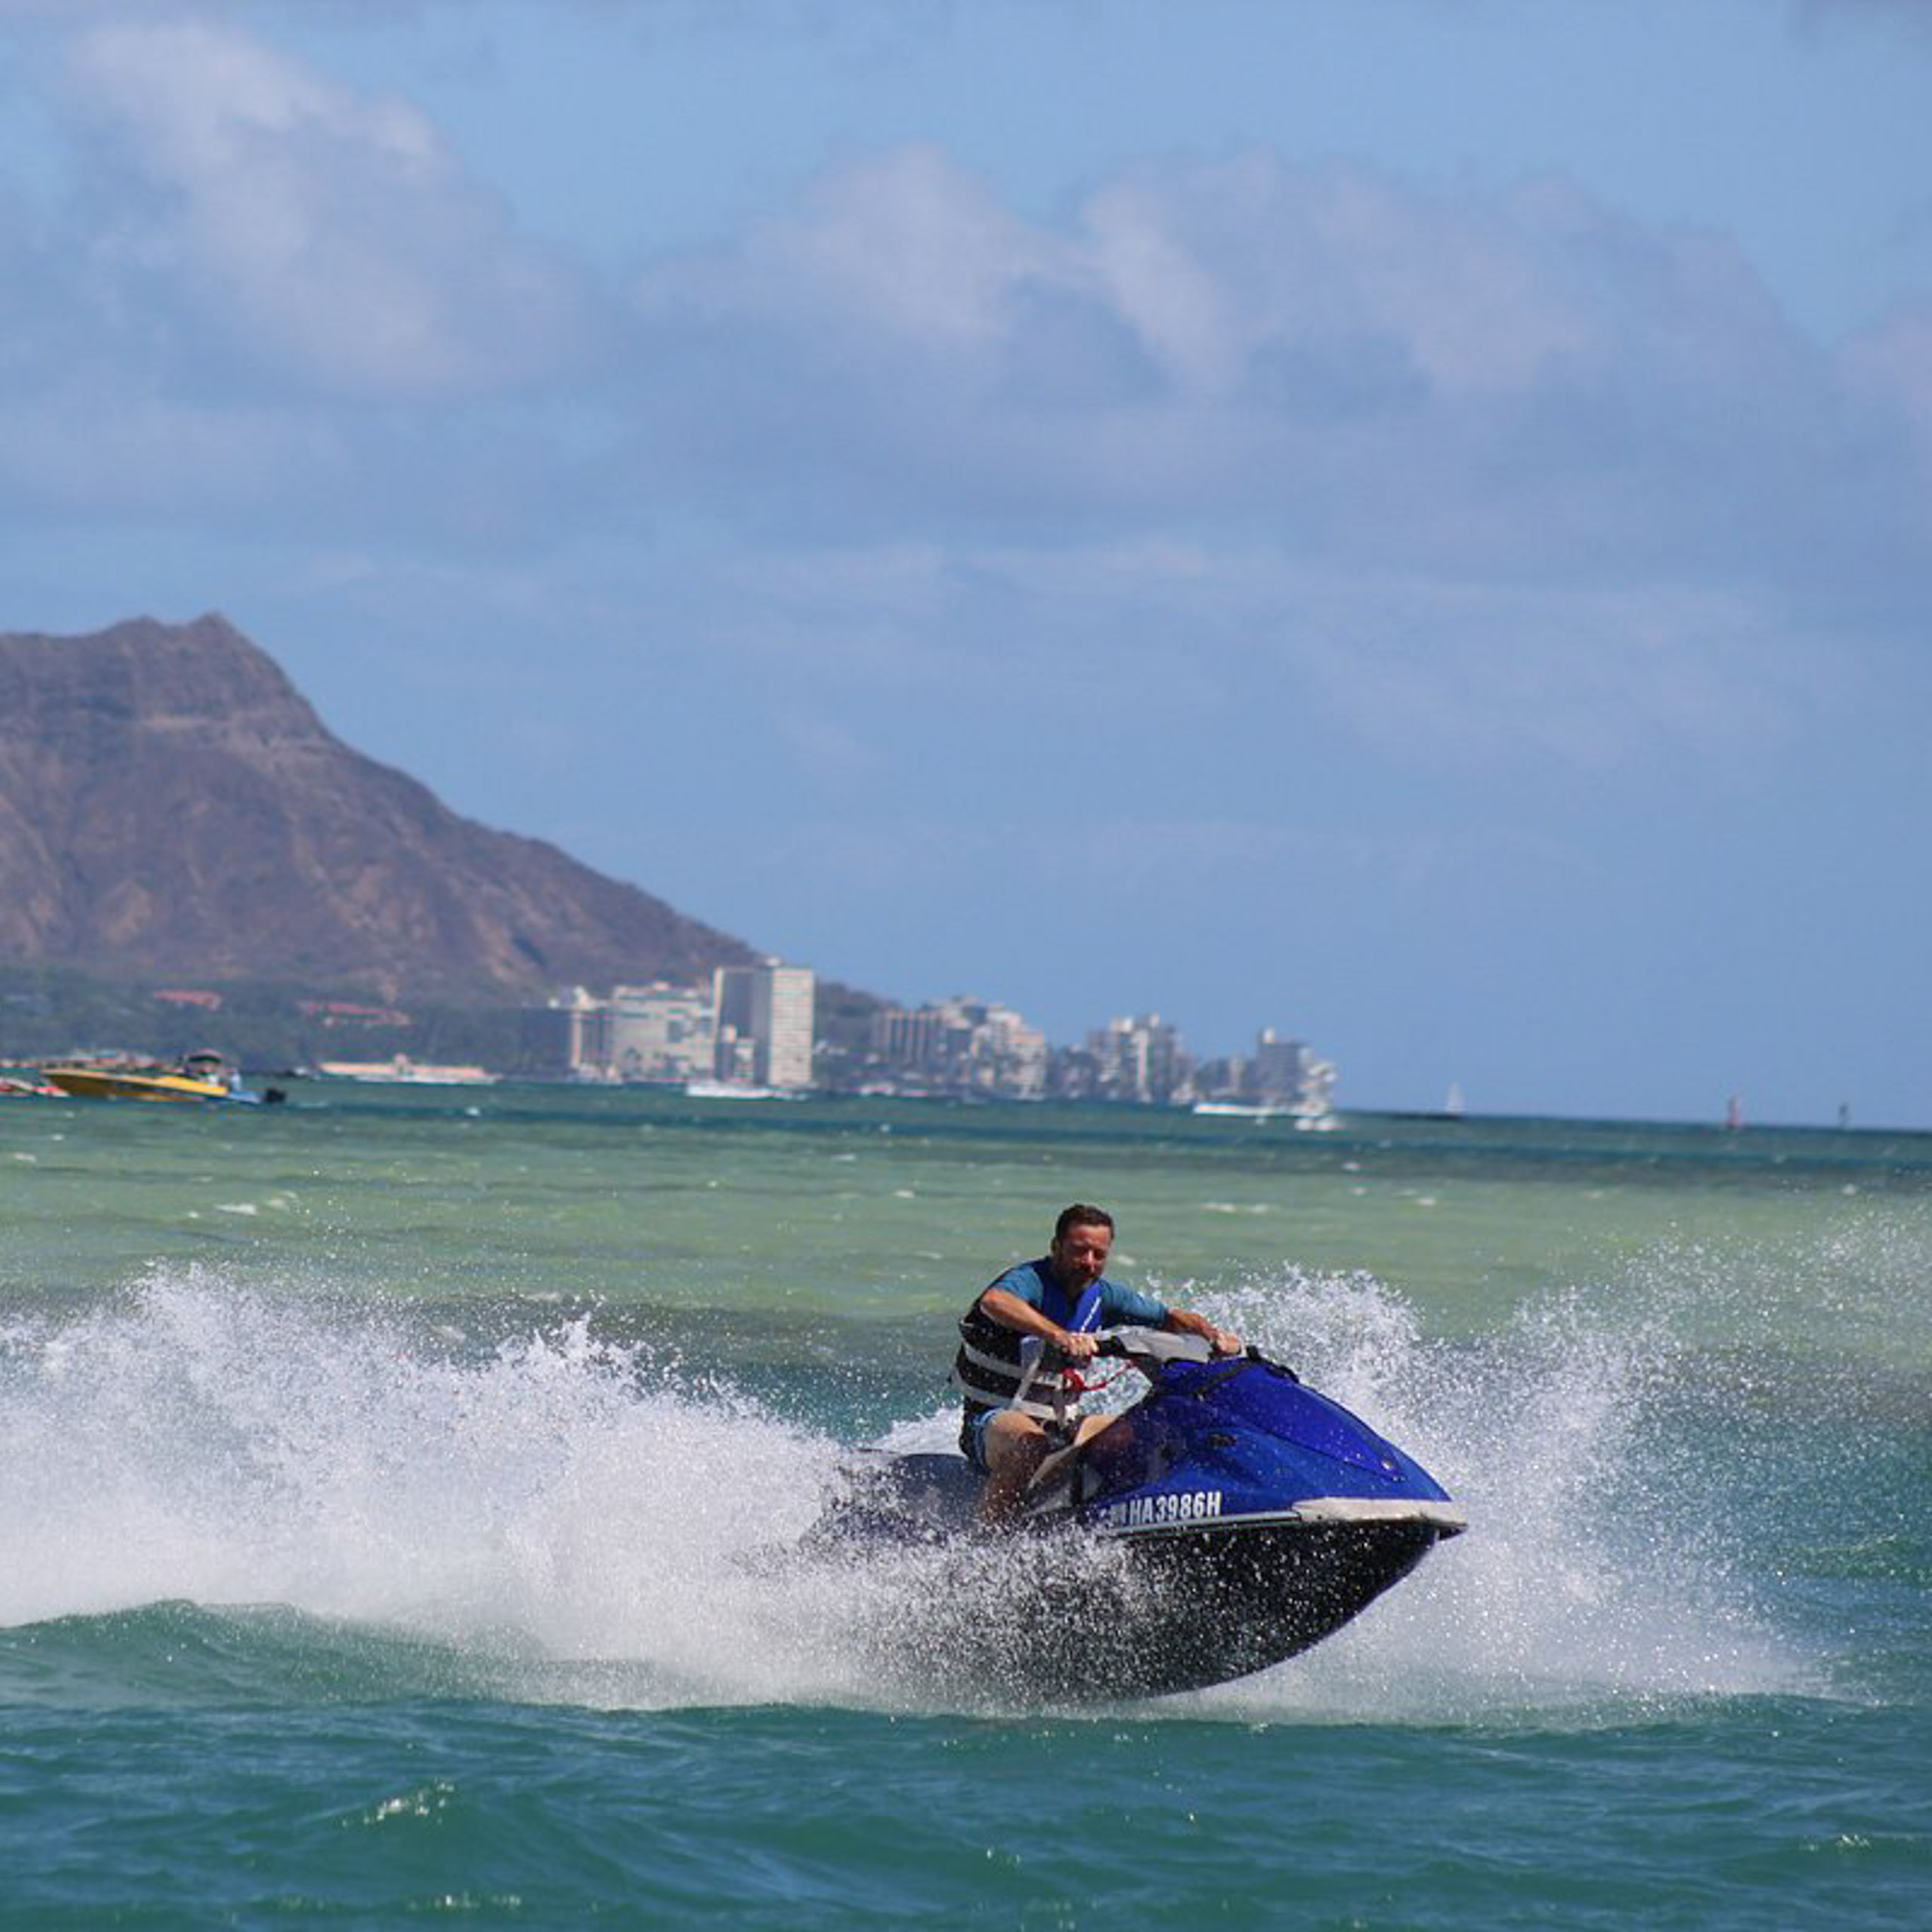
0, 1250, 1851, 1718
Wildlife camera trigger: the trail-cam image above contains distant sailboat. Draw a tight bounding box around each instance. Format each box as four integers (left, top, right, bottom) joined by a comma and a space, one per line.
1444, 1082, 1466, 1118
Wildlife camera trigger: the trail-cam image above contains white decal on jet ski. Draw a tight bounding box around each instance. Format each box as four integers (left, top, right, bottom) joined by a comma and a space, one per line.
1100, 1489, 1224, 1530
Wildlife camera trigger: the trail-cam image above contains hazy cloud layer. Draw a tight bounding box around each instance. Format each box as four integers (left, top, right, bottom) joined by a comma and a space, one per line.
6, 18, 1921, 581
1, 16, 1918, 777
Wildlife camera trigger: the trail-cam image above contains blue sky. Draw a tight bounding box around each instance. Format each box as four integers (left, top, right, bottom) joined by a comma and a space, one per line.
2, 0, 1929, 1125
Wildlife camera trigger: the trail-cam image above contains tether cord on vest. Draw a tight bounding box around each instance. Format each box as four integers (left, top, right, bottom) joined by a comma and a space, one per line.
1057, 1364, 1129, 1401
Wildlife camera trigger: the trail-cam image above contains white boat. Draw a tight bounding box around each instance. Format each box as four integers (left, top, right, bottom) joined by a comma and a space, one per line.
315, 1056, 497, 1085
1192, 1100, 1337, 1131
682, 1078, 803, 1101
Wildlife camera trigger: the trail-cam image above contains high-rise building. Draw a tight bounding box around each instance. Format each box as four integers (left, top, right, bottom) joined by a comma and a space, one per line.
712, 960, 816, 1089
521, 986, 612, 1078
760, 964, 815, 1088
1251, 1029, 1311, 1100
1247, 1029, 1337, 1116
1084, 1014, 1189, 1104
605, 983, 715, 1081
867, 995, 1047, 1097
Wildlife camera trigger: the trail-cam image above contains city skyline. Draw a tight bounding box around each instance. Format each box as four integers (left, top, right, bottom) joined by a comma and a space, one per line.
528, 970, 1334, 1111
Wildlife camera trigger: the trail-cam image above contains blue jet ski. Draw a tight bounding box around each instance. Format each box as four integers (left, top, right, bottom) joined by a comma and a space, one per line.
818, 1327, 1465, 1699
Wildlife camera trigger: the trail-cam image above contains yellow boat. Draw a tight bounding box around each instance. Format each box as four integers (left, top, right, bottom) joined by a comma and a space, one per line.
42, 1051, 251, 1103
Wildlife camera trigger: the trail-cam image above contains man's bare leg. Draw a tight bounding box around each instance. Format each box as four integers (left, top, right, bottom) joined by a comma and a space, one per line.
978, 1412, 1121, 1524
976, 1411, 1052, 1525
1025, 1413, 1118, 1502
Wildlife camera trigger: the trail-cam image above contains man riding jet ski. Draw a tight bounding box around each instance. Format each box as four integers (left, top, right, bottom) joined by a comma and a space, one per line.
809, 1204, 1466, 1697
952, 1203, 1244, 1524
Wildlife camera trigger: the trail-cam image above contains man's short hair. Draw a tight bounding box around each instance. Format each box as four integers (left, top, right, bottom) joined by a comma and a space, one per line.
1054, 1203, 1115, 1241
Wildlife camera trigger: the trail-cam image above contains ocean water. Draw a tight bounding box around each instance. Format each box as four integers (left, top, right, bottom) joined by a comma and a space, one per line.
2, 1087, 1927, 1927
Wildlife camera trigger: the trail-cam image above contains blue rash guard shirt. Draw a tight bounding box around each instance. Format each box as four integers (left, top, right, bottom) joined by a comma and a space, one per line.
987, 1258, 1169, 1334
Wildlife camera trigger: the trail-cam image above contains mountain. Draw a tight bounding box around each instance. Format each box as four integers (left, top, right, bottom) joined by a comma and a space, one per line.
0, 614, 761, 1000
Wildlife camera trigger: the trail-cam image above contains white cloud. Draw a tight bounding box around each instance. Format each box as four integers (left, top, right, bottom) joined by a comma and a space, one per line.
62, 17, 594, 393
1847, 298, 1932, 468
1077, 158, 1619, 402
776, 704, 881, 789
625, 144, 1866, 596
658, 534, 1832, 784
0, 379, 331, 509
1281, 577, 1825, 778
635, 142, 1065, 386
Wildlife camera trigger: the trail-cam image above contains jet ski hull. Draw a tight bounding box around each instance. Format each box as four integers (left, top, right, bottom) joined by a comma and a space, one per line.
1041, 1512, 1451, 1697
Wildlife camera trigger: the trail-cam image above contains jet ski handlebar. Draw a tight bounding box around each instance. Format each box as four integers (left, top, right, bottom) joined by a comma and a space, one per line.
1091, 1324, 1218, 1365
1085, 1325, 1295, 1382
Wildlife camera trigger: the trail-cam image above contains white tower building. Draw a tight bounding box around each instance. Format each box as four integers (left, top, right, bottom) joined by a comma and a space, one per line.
712, 960, 817, 1090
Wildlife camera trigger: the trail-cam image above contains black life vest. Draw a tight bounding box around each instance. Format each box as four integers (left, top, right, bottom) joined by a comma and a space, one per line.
951, 1266, 1104, 1427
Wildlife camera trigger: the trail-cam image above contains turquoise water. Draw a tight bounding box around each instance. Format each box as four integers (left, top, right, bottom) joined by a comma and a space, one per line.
3, 1088, 1928, 1927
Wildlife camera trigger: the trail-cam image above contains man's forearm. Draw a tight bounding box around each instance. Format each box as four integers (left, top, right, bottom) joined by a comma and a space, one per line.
1163, 1307, 1243, 1353
981, 1287, 1072, 1344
